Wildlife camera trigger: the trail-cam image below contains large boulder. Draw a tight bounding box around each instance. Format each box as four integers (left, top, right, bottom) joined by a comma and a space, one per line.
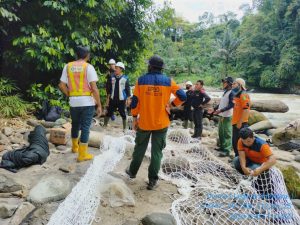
272, 119, 300, 146
251, 100, 289, 113
28, 175, 71, 204
248, 110, 267, 126
88, 131, 105, 148
249, 120, 274, 132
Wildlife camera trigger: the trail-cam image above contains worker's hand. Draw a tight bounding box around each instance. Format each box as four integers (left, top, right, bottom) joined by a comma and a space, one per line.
96, 106, 102, 117
250, 168, 261, 177
133, 117, 138, 131
237, 121, 242, 129
242, 167, 252, 176
165, 103, 171, 115
214, 109, 221, 115
207, 108, 214, 114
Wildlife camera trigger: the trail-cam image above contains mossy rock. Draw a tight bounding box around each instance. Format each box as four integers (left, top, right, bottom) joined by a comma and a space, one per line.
278, 166, 300, 199
248, 110, 267, 126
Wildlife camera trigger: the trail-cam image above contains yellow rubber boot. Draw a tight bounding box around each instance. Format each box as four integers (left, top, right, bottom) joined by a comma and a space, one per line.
72, 138, 79, 153
77, 143, 94, 162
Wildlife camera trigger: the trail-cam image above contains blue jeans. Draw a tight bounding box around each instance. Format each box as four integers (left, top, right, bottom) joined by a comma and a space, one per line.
70, 106, 95, 143
233, 156, 261, 175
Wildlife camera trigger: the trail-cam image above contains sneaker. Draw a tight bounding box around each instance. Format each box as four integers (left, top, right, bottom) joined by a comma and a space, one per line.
219, 152, 230, 157
147, 179, 158, 190
125, 168, 136, 179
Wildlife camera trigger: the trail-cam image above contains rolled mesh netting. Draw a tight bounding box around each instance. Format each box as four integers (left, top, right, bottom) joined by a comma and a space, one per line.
160, 128, 300, 225
47, 135, 127, 225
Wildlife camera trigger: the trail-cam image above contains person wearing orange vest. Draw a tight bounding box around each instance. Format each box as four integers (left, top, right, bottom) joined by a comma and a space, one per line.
232, 78, 250, 157
126, 55, 187, 190
59, 46, 102, 162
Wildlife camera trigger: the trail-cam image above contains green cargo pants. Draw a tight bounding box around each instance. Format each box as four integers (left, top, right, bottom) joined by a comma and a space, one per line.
218, 116, 232, 154
128, 127, 168, 181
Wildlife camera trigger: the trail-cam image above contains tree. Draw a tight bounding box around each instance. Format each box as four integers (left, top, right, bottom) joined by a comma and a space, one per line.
214, 29, 241, 77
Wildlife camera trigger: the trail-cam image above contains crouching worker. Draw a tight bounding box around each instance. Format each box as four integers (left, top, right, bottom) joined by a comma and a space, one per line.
59, 46, 102, 162
233, 127, 276, 176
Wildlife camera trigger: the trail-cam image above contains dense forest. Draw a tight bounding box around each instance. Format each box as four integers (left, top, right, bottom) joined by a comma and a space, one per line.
154, 0, 300, 93
0, 0, 300, 117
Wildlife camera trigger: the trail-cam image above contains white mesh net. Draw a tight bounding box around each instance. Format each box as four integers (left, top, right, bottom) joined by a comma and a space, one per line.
160, 128, 300, 225
47, 135, 127, 225
47, 128, 300, 225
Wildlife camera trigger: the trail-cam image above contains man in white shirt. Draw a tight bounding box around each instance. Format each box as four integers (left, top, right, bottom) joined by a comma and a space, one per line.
59, 46, 102, 162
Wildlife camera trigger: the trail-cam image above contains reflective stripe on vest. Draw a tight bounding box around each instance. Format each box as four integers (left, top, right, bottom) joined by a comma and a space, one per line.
67, 61, 92, 96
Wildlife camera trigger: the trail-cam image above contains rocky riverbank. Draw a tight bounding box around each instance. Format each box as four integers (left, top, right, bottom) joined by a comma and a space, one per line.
0, 115, 299, 224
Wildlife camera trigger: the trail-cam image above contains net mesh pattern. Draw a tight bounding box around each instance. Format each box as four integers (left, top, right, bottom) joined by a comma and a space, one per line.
47, 135, 127, 225
160, 128, 300, 225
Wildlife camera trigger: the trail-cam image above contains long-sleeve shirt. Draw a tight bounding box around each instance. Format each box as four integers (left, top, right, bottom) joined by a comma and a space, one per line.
191, 89, 211, 109
131, 72, 187, 130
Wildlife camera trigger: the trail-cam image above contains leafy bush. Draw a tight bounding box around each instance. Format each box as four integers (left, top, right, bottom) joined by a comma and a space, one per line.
28, 83, 69, 111
0, 78, 31, 118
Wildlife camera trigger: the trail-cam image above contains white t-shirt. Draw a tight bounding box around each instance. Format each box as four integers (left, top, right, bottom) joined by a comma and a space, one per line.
60, 63, 98, 107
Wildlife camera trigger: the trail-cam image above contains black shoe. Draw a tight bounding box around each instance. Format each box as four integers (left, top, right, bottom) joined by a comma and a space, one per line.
125, 168, 136, 179
147, 179, 158, 190
219, 152, 230, 157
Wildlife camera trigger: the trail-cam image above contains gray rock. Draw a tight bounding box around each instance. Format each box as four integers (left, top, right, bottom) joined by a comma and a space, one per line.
122, 220, 140, 225
0, 203, 18, 219
0, 134, 10, 145
55, 118, 67, 126
202, 118, 210, 127
266, 129, 277, 136
59, 165, 75, 173
48, 142, 55, 150
291, 150, 300, 156
292, 199, 300, 209
209, 120, 215, 127
272, 119, 300, 146
0, 175, 23, 193
142, 213, 176, 225
2, 127, 13, 137
56, 145, 67, 151
27, 119, 40, 127
10, 137, 23, 144
295, 155, 300, 163
250, 120, 274, 132
8, 202, 35, 225
28, 175, 71, 204
23, 132, 30, 142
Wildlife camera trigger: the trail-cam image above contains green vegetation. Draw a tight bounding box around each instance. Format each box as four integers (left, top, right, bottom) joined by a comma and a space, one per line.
154, 0, 300, 92
279, 166, 300, 199
0, 78, 31, 118
28, 84, 69, 111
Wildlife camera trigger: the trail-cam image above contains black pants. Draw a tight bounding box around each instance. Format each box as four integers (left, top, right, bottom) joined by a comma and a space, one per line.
193, 109, 203, 137
232, 123, 248, 156
107, 99, 126, 120
183, 107, 193, 121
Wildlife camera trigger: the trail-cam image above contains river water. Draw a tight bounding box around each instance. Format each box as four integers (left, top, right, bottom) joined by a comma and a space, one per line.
209, 92, 300, 128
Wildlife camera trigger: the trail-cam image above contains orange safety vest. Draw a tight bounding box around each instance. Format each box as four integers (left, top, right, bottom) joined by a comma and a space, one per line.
67, 61, 92, 97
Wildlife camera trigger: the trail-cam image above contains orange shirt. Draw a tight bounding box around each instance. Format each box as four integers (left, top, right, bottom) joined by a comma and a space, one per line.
232, 91, 250, 125
131, 72, 186, 130
238, 137, 273, 164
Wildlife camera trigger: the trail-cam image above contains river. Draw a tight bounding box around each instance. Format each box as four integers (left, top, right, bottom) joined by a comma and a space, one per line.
209, 91, 300, 128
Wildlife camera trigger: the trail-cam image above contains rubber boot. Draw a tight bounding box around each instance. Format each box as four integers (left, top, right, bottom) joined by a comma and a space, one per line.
71, 138, 79, 153
104, 116, 109, 127
192, 128, 201, 138
183, 120, 188, 129
122, 119, 127, 131
77, 143, 94, 162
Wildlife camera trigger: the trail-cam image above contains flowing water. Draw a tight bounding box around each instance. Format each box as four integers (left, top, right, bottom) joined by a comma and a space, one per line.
209, 92, 300, 128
